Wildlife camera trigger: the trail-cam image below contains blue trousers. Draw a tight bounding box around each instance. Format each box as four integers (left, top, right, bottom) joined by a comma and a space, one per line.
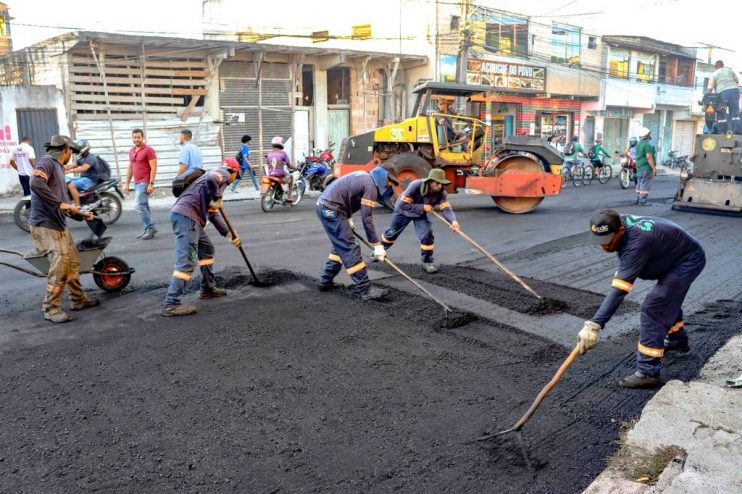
637, 249, 706, 376
134, 182, 155, 232
381, 212, 435, 263
164, 212, 216, 306
230, 165, 259, 191
316, 204, 370, 293
720, 87, 741, 133
636, 169, 653, 204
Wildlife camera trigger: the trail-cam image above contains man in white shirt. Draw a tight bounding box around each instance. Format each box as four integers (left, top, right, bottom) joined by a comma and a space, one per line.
10, 136, 36, 197
708, 60, 741, 133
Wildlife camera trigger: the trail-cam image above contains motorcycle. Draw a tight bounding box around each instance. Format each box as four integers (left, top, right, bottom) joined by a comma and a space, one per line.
617, 153, 637, 189
663, 150, 692, 170
299, 157, 329, 191
259, 170, 306, 212
14, 178, 124, 232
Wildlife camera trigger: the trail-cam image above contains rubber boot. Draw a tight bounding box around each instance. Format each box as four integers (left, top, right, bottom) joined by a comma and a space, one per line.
618, 371, 661, 389
422, 263, 438, 274
664, 337, 690, 354
71, 297, 101, 311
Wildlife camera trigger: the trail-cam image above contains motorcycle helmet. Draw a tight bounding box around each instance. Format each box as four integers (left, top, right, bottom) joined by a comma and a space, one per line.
75, 139, 91, 156
271, 136, 284, 149
629, 137, 637, 146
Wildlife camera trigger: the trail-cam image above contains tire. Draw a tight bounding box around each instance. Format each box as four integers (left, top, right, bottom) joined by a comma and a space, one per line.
291, 180, 305, 206
322, 174, 336, 191
93, 256, 132, 292
384, 153, 432, 203
619, 168, 631, 189
260, 188, 276, 212
571, 166, 583, 187
597, 164, 612, 184
581, 164, 595, 186
13, 199, 31, 232
98, 192, 122, 224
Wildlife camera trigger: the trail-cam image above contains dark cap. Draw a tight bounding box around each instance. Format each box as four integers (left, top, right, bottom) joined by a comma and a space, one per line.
589, 209, 622, 244
381, 162, 399, 186
44, 135, 77, 151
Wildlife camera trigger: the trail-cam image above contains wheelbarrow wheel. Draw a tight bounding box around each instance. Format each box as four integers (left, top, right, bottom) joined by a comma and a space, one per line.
93, 256, 131, 292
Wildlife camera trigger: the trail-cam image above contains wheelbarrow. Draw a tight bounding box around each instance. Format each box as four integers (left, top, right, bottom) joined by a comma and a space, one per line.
0, 236, 135, 292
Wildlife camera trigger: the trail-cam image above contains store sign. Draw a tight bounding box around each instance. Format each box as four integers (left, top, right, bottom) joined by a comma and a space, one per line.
466, 59, 546, 91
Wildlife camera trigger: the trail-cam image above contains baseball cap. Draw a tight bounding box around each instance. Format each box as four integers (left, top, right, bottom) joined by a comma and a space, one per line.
223, 157, 242, 178
589, 209, 622, 244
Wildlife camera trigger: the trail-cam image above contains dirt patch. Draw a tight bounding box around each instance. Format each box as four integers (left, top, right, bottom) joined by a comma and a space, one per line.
0, 270, 738, 493
380, 264, 638, 318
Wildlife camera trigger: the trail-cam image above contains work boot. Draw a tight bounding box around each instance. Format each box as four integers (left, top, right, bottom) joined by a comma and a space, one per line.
44, 311, 72, 323
664, 338, 690, 354
361, 286, 391, 301
618, 371, 661, 389
422, 263, 438, 274
161, 305, 198, 317
198, 287, 227, 299
141, 227, 157, 240
318, 280, 338, 292
71, 297, 101, 311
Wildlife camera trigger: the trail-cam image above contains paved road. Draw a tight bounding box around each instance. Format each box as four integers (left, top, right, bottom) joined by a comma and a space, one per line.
1, 176, 739, 347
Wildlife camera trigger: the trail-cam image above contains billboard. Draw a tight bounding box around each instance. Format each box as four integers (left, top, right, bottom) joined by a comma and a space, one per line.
466, 58, 546, 91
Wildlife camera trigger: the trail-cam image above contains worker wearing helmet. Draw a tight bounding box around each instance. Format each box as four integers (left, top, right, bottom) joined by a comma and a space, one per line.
63, 139, 106, 206
378, 168, 460, 274
161, 159, 242, 317
577, 209, 706, 388
634, 127, 656, 206
316, 163, 399, 300
266, 136, 301, 203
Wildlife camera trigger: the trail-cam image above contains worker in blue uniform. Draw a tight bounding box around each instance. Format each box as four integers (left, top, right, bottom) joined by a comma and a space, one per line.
316, 163, 399, 300
378, 168, 460, 273
162, 160, 243, 317
577, 209, 706, 388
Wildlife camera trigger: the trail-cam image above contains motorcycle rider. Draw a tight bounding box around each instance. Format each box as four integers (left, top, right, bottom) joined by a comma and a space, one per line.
266, 136, 300, 203
624, 137, 638, 161
64, 140, 105, 207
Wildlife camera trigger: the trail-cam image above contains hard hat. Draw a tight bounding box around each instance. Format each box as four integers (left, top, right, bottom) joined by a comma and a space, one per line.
638, 127, 651, 139
271, 136, 284, 148
223, 157, 242, 177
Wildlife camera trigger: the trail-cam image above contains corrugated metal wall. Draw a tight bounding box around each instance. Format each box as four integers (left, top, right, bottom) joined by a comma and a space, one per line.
16, 109, 60, 159
219, 61, 292, 165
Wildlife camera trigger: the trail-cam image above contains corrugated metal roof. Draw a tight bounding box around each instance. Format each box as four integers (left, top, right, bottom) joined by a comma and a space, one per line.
601, 36, 697, 60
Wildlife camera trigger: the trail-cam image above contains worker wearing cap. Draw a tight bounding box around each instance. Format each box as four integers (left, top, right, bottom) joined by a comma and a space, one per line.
577, 209, 706, 388
634, 127, 656, 206
316, 164, 399, 300
378, 168, 460, 273
29, 135, 99, 323
162, 160, 242, 317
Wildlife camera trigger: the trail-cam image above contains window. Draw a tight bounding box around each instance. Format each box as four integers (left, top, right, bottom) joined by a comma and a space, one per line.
635, 53, 656, 83
477, 10, 529, 58
302, 65, 314, 106
608, 48, 630, 79
551, 22, 581, 64
588, 36, 597, 49
327, 67, 350, 105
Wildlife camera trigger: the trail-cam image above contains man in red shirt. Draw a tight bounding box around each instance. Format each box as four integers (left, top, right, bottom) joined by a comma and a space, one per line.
124, 128, 158, 239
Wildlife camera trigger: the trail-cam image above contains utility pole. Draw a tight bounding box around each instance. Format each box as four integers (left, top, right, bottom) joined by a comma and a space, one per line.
454, 0, 472, 112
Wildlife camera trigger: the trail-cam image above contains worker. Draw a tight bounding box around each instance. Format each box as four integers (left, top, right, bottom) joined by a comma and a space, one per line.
161, 160, 243, 317
377, 168, 460, 273
316, 163, 399, 300
28, 135, 99, 323
634, 127, 656, 206
577, 209, 706, 389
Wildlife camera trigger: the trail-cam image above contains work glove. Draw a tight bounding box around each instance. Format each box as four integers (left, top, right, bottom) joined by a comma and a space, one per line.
577, 320, 601, 354
373, 244, 387, 262
423, 204, 433, 213
226, 232, 241, 248
209, 197, 224, 210
450, 220, 461, 232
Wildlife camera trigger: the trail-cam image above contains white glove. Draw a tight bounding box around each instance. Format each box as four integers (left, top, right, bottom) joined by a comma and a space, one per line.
348, 218, 355, 229
577, 320, 601, 354
209, 197, 224, 210
373, 244, 387, 262
226, 232, 241, 247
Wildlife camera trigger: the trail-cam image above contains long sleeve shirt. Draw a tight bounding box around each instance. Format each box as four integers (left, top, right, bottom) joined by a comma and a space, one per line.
29, 155, 69, 231
591, 215, 704, 327
318, 171, 380, 244
395, 179, 456, 223
171, 168, 230, 235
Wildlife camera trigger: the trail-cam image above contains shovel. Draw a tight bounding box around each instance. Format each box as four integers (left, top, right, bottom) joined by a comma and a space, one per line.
351, 229, 473, 329
430, 210, 541, 299
218, 207, 269, 287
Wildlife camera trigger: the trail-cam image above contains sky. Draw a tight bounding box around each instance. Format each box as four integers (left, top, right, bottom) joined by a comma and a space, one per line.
7, 0, 742, 69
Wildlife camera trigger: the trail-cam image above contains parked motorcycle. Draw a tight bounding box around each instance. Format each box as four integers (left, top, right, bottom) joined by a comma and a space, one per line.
259, 170, 306, 212
299, 158, 329, 191
14, 178, 124, 232
617, 152, 637, 189
663, 150, 692, 170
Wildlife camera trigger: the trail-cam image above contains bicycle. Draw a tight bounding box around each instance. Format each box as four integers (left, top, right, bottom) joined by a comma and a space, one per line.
561, 159, 594, 187
588, 157, 613, 184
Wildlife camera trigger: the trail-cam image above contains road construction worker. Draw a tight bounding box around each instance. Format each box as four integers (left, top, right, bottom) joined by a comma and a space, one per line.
577, 209, 706, 389
378, 168, 460, 273
28, 135, 99, 323
161, 160, 242, 317
316, 163, 399, 300
634, 127, 656, 206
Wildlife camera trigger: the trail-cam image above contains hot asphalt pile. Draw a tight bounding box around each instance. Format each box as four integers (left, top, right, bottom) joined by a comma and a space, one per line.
0, 269, 739, 493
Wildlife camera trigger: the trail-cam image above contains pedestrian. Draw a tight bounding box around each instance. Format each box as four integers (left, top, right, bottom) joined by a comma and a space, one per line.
176, 129, 203, 178
316, 163, 399, 300
9, 136, 35, 199
634, 127, 656, 206
378, 168, 460, 274
707, 60, 740, 133
229, 134, 259, 192
577, 209, 706, 388
161, 159, 242, 317
28, 135, 100, 323
124, 129, 158, 239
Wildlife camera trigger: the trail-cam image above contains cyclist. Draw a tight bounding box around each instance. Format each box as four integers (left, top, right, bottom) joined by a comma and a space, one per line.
562, 135, 586, 176
588, 138, 611, 171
